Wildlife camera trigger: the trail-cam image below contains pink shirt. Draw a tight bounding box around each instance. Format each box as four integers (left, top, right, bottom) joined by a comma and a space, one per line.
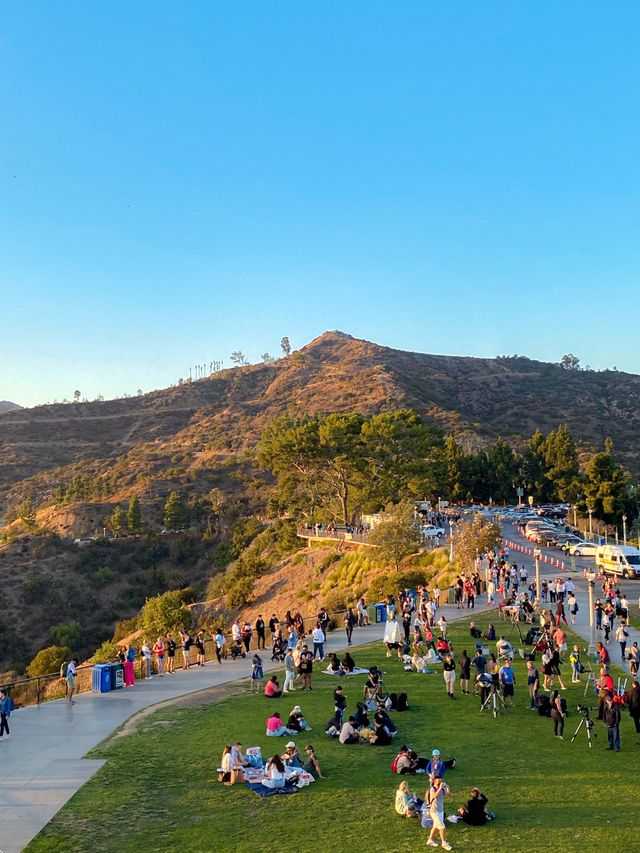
266, 715, 283, 733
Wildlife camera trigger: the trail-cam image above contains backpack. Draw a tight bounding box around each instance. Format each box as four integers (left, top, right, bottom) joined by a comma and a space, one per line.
396, 692, 409, 712
390, 755, 400, 773
59, 662, 68, 678
388, 692, 398, 710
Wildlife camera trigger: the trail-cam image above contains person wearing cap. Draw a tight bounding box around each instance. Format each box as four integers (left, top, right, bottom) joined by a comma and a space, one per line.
425, 749, 456, 779
287, 705, 311, 732
281, 741, 303, 768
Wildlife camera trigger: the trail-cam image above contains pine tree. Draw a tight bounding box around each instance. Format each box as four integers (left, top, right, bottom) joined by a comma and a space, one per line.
163, 491, 189, 531
127, 495, 143, 535
280, 336, 291, 357
108, 506, 126, 537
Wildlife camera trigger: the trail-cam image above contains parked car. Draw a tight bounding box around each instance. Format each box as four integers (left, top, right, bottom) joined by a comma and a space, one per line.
421, 525, 445, 539
568, 541, 598, 557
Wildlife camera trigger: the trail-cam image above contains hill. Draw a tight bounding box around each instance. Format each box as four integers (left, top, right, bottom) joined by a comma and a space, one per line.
0, 400, 20, 413
1, 332, 639, 519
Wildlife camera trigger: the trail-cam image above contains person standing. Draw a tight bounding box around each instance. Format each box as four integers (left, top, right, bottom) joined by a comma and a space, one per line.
627, 642, 639, 678
214, 628, 225, 664
66, 658, 79, 705
194, 630, 206, 666
594, 599, 603, 631
499, 659, 516, 707
458, 650, 471, 696
628, 680, 640, 734
241, 621, 253, 653
616, 622, 629, 661
442, 652, 456, 700
550, 690, 566, 739
283, 648, 296, 693
567, 593, 579, 625
268, 614, 280, 647
141, 640, 153, 679
124, 643, 137, 686
569, 645, 582, 683
526, 660, 539, 710
299, 644, 314, 690
311, 623, 325, 660
152, 637, 166, 677
344, 608, 357, 646
255, 615, 266, 650
426, 777, 452, 850
0, 689, 12, 739
165, 633, 176, 673
179, 629, 191, 670
250, 653, 264, 693
603, 694, 621, 751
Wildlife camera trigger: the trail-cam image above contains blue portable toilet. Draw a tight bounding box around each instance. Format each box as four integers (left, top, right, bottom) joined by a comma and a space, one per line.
92, 664, 111, 693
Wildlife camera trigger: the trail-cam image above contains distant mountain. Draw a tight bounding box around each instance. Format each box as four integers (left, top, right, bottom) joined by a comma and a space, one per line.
0, 401, 20, 413
1, 331, 639, 519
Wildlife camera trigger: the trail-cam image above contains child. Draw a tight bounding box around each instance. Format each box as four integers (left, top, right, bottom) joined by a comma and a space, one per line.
569, 645, 581, 683
251, 653, 264, 692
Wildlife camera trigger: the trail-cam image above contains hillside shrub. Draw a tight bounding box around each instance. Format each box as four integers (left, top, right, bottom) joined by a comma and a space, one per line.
140, 589, 192, 637
112, 615, 139, 642
226, 577, 255, 607
90, 641, 120, 663
27, 645, 70, 678
50, 621, 82, 650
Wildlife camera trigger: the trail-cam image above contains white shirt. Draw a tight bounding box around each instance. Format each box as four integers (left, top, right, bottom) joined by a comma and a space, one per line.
232, 624, 242, 641
312, 627, 325, 643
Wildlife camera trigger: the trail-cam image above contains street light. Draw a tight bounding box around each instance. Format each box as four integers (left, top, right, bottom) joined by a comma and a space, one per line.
573, 505, 577, 528
588, 508, 593, 538
623, 514, 627, 546
449, 519, 455, 563
533, 546, 542, 607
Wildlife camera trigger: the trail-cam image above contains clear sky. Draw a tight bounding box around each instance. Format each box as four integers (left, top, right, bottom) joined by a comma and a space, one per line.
2, 2, 640, 407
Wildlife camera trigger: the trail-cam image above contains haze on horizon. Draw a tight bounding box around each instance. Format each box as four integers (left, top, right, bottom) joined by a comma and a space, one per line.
2, 3, 640, 408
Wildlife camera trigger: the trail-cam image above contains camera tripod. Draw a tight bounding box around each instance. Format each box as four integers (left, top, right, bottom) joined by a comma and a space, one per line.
480, 684, 510, 718
570, 712, 596, 748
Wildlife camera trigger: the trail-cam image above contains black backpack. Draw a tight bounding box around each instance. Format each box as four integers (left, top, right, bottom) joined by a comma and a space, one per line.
396, 692, 408, 712
388, 692, 398, 710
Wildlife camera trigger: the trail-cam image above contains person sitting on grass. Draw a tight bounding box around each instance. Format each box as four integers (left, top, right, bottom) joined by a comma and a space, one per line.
458, 787, 494, 825
496, 636, 513, 660
266, 711, 293, 737
342, 651, 356, 672
363, 667, 382, 701
263, 754, 286, 789
327, 653, 344, 674
282, 741, 303, 768
264, 675, 283, 698
303, 744, 325, 778
339, 715, 360, 744
484, 624, 496, 641
426, 749, 456, 779
395, 780, 423, 817
374, 707, 397, 737
325, 711, 342, 738
354, 701, 371, 730
469, 622, 482, 639
287, 704, 311, 732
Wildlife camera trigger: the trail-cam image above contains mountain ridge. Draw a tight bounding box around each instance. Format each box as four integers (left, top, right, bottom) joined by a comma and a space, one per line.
1, 331, 639, 530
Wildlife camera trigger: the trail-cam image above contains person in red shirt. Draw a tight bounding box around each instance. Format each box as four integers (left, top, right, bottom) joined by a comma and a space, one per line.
597, 667, 614, 719
264, 675, 283, 699
596, 642, 610, 671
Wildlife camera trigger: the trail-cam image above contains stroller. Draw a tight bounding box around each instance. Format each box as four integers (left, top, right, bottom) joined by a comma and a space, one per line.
229, 642, 246, 660
271, 637, 287, 662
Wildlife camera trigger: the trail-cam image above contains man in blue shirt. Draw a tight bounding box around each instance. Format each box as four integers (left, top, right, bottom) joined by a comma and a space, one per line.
499, 659, 516, 707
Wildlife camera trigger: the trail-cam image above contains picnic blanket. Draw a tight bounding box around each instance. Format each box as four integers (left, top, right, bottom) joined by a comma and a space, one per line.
246, 781, 299, 798
322, 666, 370, 676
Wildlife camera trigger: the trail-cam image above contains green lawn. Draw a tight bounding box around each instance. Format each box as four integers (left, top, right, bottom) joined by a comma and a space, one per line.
27, 613, 637, 853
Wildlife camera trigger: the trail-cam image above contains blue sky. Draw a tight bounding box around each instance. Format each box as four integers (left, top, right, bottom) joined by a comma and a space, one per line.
2, 3, 640, 406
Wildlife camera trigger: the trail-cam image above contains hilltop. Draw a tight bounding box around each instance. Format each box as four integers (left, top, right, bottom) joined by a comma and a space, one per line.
2, 332, 639, 532
0, 401, 20, 413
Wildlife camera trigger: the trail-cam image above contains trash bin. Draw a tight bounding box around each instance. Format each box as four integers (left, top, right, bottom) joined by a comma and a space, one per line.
374, 603, 387, 623
448, 586, 455, 604
109, 662, 124, 689
92, 664, 111, 693
367, 604, 378, 624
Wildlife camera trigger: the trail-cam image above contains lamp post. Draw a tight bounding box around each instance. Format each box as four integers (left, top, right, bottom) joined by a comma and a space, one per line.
449, 520, 455, 563
623, 514, 627, 547
573, 505, 577, 528
533, 547, 541, 607
588, 508, 593, 538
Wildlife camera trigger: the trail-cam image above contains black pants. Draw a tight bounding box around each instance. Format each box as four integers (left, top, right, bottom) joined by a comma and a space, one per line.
0, 713, 9, 736
257, 631, 266, 650
631, 714, 640, 734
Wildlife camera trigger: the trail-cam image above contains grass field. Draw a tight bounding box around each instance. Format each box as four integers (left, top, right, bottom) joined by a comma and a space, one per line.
27, 613, 637, 853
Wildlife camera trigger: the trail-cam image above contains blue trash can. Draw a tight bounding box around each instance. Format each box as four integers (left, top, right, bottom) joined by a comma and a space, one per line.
374, 603, 387, 623
92, 664, 111, 693
110, 662, 124, 689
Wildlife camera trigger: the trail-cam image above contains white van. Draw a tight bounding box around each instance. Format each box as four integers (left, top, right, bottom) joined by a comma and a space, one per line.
595, 545, 640, 579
